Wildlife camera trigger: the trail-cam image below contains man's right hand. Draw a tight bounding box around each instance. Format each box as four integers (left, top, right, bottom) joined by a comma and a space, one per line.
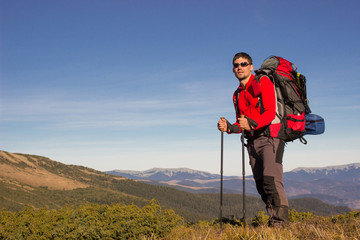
218, 117, 227, 132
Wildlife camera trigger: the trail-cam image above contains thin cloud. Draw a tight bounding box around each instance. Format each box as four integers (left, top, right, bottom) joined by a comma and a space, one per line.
1, 88, 227, 130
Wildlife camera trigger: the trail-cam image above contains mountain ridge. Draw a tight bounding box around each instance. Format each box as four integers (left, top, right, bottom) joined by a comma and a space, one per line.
107, 163, 360, 209
111, 163, 360, 178
291, 162, 360, 173
110, 167, 222, 181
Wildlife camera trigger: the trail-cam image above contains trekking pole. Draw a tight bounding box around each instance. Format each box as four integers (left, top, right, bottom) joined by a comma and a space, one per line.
219, 117, 225, 230
240, 115, 246, 228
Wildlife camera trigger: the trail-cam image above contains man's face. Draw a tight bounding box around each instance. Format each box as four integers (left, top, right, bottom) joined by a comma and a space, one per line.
233, 57, 253, 81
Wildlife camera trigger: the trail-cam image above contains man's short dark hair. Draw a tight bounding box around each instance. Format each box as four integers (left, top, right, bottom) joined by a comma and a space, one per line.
233, 52, 253, 65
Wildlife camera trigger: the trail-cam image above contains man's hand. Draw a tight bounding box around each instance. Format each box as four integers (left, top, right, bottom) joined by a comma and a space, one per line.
218, 117, 227, 132
238, 117, 251, 131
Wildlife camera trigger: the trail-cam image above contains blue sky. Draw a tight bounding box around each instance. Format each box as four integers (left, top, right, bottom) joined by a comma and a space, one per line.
1, 0, 359, 176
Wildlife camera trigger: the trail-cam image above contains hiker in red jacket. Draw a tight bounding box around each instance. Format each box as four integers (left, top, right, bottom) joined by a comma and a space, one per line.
218, 52, 289, 226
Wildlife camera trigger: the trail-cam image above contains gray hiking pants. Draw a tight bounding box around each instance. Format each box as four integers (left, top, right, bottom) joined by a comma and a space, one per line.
247, 136, 289, 222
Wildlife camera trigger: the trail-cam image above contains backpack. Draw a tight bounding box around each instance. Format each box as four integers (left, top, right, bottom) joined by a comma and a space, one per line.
254, 56, 324, 144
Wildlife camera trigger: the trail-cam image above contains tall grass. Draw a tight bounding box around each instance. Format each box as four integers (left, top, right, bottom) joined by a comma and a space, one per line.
167, 221, 359, 239
166, 211, 360, 240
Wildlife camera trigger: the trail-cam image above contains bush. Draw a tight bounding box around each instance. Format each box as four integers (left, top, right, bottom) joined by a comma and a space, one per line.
0, 199, 183, 239
251, 211, 269, 227
289, 209, 316, 222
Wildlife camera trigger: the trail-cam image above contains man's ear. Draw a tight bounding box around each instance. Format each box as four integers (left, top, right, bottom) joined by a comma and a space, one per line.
250, 65, 254, 71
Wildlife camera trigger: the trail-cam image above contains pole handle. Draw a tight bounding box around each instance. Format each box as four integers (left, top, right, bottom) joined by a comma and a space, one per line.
240, 115, 245, 130
220, 117, 225, 132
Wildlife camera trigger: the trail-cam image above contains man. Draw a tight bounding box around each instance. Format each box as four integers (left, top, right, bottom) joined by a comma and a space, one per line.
218, 52, 289, 226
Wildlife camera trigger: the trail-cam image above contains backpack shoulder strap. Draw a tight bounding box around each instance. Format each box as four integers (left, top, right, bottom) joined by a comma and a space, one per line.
233, 88, 241, 118
253, 72, 269, 113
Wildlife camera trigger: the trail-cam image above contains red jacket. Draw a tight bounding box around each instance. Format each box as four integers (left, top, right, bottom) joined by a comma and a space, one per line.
232, 74, 276, 136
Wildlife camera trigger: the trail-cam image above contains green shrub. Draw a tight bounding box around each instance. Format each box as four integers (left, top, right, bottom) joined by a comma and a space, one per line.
251, 211, 269, 227
289, 209, 316, 222
0, 199, 183, 239
331, 210, 360, 223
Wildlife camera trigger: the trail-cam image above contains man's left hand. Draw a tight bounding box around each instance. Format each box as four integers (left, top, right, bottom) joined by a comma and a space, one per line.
238, 117, 251, 131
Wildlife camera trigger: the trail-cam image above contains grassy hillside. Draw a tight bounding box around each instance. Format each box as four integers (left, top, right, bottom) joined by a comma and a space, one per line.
1, 201, 359, 240
0, 150, 351, 222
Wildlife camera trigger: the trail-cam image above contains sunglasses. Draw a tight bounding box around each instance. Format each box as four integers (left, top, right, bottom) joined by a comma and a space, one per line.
233, 62, 250, 68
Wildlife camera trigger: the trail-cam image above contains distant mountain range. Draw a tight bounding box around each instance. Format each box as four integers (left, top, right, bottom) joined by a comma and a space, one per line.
107, 163, 360, 209
112, 168, 219, 181
286, 163, 360, 182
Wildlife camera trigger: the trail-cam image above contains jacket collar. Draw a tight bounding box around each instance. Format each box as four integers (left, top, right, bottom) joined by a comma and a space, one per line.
238, 74, 255, 90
